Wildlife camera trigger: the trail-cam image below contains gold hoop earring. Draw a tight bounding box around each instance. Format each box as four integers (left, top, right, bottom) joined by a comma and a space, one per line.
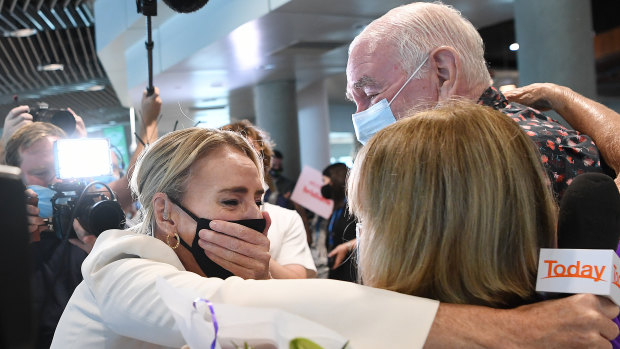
166, 232, 180, 249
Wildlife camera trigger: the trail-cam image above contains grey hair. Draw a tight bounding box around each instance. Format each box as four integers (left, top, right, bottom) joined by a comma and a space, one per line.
350, 1, 491, 88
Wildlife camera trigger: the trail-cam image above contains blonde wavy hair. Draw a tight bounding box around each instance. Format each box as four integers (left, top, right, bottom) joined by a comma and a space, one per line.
130, 127, 263, 235
348, 101, 557, 308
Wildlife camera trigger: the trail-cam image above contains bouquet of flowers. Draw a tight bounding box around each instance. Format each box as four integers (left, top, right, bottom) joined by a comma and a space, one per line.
157, 278, 350, 349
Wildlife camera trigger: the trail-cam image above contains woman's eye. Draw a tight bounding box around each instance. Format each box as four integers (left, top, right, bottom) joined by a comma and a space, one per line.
221, 200, 239, 206
255, 200, 264, 207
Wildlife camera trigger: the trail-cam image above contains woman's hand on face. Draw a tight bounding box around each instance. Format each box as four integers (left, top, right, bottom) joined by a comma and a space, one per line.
197, 211, 272, 280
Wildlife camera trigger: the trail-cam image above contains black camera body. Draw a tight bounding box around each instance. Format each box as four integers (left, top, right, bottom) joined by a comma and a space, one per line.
31, 107, 76, 136
50, 181, 126, 239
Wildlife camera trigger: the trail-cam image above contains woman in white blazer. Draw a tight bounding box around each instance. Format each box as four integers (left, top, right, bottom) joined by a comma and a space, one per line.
51, 127, 617, 348
51, 127, 437, 348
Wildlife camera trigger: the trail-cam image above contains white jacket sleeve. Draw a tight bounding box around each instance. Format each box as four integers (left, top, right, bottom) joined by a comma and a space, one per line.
79, 230, 438, 349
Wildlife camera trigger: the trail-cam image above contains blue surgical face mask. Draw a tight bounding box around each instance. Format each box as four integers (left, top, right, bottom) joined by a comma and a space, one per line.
352, 56, 429, 145
28, 185, 56, 218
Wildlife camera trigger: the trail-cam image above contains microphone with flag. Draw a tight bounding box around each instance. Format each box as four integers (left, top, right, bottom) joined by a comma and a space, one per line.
536, 173, 620, 304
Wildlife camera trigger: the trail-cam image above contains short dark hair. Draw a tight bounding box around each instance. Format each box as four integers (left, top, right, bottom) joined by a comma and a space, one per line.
322, 162, 349, 188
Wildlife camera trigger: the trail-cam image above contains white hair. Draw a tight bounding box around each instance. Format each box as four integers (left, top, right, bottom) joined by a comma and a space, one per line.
350, 2, 491, 88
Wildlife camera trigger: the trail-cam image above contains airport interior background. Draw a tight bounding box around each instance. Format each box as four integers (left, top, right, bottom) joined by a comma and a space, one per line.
0, 0, 618, 179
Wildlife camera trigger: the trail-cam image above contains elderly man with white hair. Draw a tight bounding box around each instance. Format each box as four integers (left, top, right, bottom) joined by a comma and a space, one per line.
346, 2, 618, 200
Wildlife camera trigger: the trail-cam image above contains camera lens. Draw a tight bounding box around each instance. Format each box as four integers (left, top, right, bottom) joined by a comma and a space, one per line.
81, 200, 126, 237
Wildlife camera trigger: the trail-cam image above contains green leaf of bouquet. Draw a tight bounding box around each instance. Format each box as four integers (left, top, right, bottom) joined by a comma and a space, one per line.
289, 337, 324, 349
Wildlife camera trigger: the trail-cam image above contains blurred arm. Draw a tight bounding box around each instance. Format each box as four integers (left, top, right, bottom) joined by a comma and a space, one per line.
109, 87, 161, 211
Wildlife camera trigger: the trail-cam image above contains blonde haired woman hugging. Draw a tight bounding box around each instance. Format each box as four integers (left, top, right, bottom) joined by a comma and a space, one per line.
349, 100, 557, 307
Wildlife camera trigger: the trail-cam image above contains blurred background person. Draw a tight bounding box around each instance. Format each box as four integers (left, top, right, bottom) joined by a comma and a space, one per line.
4, 122, 95, 348
2, 87, 161, 348
265, 149, 296, 209
308, 211, 330, 279
322, 163, 357, 282
0, 106, 87, 165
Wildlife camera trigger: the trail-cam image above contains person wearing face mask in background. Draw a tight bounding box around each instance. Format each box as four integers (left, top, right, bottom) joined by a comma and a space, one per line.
2, 88, 161, 348
321, 163, 357, 282
265, 149, 297, 209
4, 122, 97, 349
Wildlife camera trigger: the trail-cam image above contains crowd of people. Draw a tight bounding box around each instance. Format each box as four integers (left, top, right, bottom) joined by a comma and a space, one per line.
2, 1, 620, 348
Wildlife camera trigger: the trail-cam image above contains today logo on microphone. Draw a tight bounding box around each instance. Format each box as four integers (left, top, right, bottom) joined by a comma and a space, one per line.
542, 260, 607, 282
536, 249, 620, 305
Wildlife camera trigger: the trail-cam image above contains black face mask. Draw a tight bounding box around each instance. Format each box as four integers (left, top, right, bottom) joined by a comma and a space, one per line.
170, 198, 266, 279
320, 184, 333, 199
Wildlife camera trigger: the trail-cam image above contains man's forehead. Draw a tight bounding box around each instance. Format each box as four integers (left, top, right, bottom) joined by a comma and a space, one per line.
21, 136, 56, 155
347, 41, 400, 78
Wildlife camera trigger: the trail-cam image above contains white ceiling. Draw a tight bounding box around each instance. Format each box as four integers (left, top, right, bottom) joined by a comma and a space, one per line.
95, 0, 515, 131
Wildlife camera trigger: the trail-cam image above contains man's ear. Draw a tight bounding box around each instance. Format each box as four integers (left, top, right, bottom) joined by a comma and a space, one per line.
429, 46, 462, 100
152, 192, 177, 235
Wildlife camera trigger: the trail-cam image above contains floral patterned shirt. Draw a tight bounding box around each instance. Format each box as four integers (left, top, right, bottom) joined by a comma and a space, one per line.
478, 86, 604, 200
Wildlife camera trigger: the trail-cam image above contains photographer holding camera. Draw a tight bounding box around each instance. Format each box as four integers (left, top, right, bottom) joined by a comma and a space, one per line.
1, 90, 160, 348
0, 105, 87, 162
4, 121, 97, 348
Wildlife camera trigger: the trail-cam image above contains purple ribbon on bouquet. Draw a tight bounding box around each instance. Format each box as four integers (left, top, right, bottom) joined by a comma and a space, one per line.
193, 297, 219, 349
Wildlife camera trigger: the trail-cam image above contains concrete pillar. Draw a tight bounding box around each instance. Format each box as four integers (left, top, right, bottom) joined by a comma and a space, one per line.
514, 0, 597, 99
228, 88, 255, 124
253, 80, 301, 178
297, 80, 331, 172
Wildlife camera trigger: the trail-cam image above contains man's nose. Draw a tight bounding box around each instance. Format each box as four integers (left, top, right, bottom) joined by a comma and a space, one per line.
355, 103, 367, 113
